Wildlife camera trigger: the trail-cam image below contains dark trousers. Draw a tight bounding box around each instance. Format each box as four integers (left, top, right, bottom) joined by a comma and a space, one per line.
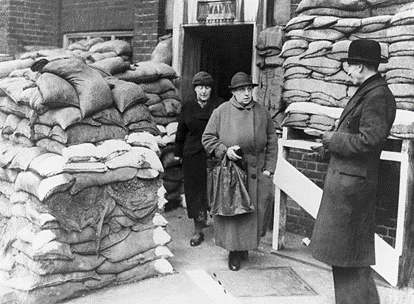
332, 266, 380, 304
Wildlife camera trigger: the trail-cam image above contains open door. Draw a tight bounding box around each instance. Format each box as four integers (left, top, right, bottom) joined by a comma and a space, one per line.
181, 24, 253, 103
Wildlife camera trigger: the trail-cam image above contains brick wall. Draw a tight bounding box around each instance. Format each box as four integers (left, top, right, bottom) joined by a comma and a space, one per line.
61, 0, 134, 33
133, 0, 165, 62
286, 147, 398, 247
1, 0, 60, 54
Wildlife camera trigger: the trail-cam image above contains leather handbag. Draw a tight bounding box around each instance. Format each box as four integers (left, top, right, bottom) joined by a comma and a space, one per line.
207, 155, 253, 216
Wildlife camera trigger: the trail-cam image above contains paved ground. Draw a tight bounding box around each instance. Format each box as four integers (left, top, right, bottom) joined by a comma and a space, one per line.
60, 207, 414, 304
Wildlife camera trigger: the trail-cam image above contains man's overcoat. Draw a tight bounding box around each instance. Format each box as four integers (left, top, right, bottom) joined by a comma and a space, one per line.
311, 74, 396, 267
202, 97, 278, 251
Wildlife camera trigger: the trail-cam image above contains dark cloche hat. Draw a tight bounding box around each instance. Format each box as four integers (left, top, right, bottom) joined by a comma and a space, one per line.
341, 39, 388, 64
228, 72, 258, 90
192, 71, 214, 86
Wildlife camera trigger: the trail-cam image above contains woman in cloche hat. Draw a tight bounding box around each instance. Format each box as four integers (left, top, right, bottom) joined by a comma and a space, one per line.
202, 72, 278, 271
174, 71, 224, 247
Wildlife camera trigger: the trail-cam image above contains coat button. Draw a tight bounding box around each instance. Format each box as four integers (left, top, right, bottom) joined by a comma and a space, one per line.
251, 174, 257, 179
251, 163, 257, 168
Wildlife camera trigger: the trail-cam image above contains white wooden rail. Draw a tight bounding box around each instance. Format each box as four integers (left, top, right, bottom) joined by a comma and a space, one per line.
272, 129, 413, 286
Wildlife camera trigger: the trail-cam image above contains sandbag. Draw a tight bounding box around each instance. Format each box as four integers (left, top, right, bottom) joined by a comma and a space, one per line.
389, 83, 414, 97
89, 40, 132, 56
159, 89, 180, 100
310, 16, 339, 29
151, 36, 173, 65
84, 37, 105, 49
153, 116, 177, 126
115, 258, 173, 283
105, 147, 163, 172
95, 139, 131, 160
350, 25, 414, 43
283, 55, 342, 75
299, 40, 333, 59
88, 56, 130, 75
389, 41, 414, 56
36, 138, 65, 155
29, 153, 66, 177
256, 26, 284, 51
332, 18, 362, 33
65, 123, 127, 145
87, 51, 117, 62
37, 173, 75, 201
49, 125, 67, 144
70, 228, 131, 255
139, 78, 176, 94
100, 227, 170, 263
281, 39, 309, 59
296, 0, 368, 13
285, 15, 315, 32
36, 72, 80, 111
14, 171, 43, 198
360, 15, 392, 32
8, 146, 44, 171
0, 167, 18, 183
286, 28, 345, 42
123, 103, 153, 126
62, 162, 108, 174
37, 106, 82, 130
96, 246, 172, 274
127, 120, 160, 136
62, 143, 97, 162
0, 58, 35, 78
0, 76, 37, 105
31, 123, 51, 140
15, 251, 105, 275
12, 239, 74, 261
284, 78, 348, 100
2, 113, 20, 135
106, 77, 148, 112
390, 9, 414, 26
91, 107, 124, 127
145, 93, 162, 106
42, 57, 113, 118
49, 225, 108, 244
299, 7, 370, 18
70, 167, 138, 195
126, 132, 160, 154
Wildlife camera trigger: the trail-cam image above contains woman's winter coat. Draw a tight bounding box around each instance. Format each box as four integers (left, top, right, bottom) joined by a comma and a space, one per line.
174, 97, 224, 219
202, 97, 278, 250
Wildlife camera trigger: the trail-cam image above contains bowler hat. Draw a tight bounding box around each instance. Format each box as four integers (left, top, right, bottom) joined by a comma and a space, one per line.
228, 72, 258, 90
192, 71, 214, 86
341, 39, 388, 64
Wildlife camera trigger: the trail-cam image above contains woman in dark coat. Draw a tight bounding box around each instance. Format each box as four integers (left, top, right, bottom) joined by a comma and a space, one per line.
174, 71, 224, 247
202, 72, 278, 271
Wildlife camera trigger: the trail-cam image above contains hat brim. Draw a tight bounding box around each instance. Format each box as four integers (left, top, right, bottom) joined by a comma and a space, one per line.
228, 83, 258, 90
340, 56, 388, 64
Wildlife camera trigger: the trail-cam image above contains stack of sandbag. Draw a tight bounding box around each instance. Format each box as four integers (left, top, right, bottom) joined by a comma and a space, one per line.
0, 136, 173, 303
280, 1, 414, 138
256, 26, 285, 129
113, 60, 183, 207
0, 58, 176, 303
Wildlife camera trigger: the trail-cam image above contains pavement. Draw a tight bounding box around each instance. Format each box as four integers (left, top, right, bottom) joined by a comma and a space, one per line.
34, 207, 414, 303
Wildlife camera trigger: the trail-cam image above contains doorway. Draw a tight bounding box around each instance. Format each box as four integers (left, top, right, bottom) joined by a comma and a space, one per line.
181, 24, 254, 103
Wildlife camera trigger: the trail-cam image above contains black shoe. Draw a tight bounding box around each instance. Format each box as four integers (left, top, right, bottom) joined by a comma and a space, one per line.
228, 251, 241, 271
190, 232, 204, 247
239, 251, 249, 261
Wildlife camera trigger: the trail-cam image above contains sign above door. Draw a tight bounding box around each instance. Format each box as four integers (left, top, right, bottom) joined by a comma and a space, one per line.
197, 0, 236, 23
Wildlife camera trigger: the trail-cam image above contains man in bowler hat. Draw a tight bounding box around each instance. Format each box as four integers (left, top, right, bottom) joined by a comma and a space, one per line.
310, 39, 396, 303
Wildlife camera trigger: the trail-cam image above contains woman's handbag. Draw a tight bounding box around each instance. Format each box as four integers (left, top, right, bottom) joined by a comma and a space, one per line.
207, 155, 253, 216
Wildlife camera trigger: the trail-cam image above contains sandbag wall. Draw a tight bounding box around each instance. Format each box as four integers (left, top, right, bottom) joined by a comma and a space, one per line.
256, 26, 286, 129
280, 0, 414, 139
0, 42, 178, 303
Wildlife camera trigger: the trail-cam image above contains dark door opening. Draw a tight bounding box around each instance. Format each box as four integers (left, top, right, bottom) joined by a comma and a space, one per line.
181, 24, 253, 102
